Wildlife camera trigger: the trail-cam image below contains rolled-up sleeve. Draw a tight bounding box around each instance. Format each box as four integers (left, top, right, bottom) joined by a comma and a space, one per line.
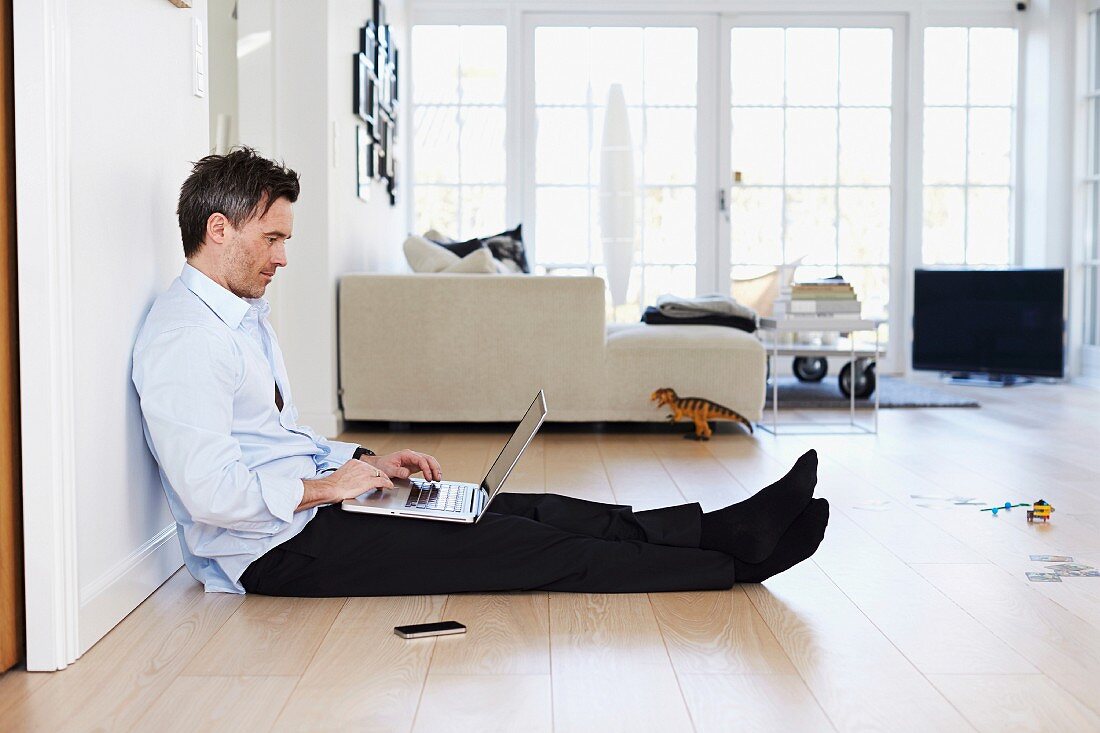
133, 326, 303, 533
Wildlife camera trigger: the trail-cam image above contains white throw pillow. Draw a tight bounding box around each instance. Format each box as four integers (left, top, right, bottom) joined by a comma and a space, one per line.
403, 234, 459, 273
422, 228, 457, 244
442, 247, 500, 274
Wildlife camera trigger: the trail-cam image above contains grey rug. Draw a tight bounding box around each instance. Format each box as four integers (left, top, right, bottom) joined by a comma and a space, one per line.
764, 376, 979, 409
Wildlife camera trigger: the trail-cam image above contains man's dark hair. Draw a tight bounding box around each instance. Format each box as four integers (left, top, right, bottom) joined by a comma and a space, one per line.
177, 147, 301, 258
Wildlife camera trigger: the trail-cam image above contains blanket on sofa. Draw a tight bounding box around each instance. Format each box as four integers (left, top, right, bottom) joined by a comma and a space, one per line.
642, 306, 756, 334
655, 293, 757, 321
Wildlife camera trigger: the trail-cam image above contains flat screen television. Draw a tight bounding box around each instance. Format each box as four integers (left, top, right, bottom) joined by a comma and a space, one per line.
912, 268, 1065, 380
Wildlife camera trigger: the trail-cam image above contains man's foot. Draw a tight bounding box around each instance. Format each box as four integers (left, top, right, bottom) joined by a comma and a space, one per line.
700, 449, 818, 563
733, 498, 830, 583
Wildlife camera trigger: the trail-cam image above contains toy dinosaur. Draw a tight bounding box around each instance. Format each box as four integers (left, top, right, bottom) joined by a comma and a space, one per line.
650, 388, 754, 440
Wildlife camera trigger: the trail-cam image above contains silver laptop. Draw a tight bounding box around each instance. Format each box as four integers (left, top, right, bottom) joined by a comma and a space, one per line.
341, 391, 548, 523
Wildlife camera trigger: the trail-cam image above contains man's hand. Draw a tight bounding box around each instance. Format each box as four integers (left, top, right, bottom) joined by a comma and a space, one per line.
363, 449, 443, 482
298, 459, 394, 511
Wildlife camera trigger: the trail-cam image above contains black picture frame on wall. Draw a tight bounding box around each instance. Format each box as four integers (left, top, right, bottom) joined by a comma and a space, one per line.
353, 53, 377, 131
355, 2, 398, 206
356, 124, 373, 202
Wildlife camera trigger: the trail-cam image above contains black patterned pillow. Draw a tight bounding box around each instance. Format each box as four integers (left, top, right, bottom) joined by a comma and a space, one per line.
428, 225, 529, 274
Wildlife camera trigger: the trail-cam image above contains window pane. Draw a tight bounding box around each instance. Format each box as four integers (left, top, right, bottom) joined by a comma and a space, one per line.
644, 108, 696, 185
1087, 266, 1100, 346
922, 186, 965, 264
535, 27, 589, 104
412, 26, 459, 104
459, 186, 506, 239
967, 107, 1012, 185
968, 28, 1017, 106
966, 187, 1011, 264
731, 108, 784, 185
536, 187, 590, 263
413, 106, 460, 184
786, 108, 837, 185
924, 28, 968, 105
590, 27, 643, 106
590, 106, 643, 189
414, 186, 459, 237
838, 266, 889, 319
1090, 183, 1100, 261
460, 107, 506, 183
459, 26, 506, 104
643, 188, 695, 264
643, 265, 695, 309
1092, 98, 1100, 177
840, 108, 891, 185
923, 108, 966, 184
644, 28, 697, 105
839, 188, 890, 264
840, 28, 892, 106
785, 187, 837, 265
731, 28, 784, 105
730, 187, 783, 264
536, 107, 589, 184
1094, 12, 1100, 92
786, 28, 838, 106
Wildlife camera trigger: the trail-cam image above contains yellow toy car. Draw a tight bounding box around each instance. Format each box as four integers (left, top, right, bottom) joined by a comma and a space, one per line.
1027, 500, 1054, 523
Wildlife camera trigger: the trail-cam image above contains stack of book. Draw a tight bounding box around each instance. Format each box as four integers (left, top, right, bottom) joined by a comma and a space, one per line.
774, 278, 861, 318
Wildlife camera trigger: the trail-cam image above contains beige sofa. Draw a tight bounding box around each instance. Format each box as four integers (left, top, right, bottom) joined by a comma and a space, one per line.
338, 274, 766, 424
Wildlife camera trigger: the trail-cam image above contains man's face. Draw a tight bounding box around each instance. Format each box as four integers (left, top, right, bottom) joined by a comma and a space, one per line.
222, 196, 293, 299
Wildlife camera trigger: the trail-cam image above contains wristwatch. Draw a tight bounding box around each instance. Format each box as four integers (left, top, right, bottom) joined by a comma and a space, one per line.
353, 446, 376, 460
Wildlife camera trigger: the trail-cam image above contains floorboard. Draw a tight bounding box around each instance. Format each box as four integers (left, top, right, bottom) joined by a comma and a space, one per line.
3, 383, 1099, 732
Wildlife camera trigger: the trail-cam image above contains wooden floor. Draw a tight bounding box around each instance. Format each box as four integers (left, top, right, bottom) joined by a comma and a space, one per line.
3, 381, 1100, 732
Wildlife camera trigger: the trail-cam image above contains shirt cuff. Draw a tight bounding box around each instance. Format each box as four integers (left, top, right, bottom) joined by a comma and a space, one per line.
315, 440, 360, 472
258, 474, 306, 524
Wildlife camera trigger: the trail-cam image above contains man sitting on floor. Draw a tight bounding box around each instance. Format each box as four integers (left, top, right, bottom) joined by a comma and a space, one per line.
131, 148, 829, 597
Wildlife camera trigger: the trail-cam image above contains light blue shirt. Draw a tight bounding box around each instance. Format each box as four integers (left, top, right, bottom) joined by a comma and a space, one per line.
132, 263, 358, 593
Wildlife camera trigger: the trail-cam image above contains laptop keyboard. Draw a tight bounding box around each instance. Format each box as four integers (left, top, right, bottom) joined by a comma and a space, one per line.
405, 479, 471, 513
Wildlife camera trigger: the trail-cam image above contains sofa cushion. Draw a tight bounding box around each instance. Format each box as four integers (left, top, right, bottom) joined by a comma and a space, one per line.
403, 234, 459, 272
443, 247, 501, 274
427, 225, 529, 274
606, 323, 763, 352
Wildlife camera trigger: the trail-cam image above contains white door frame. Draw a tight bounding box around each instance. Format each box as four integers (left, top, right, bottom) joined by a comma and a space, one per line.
719, 12, 909, 374
12, 0, 82, 670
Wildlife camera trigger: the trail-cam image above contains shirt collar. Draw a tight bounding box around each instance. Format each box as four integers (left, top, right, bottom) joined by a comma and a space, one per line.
180, 263, 268, 329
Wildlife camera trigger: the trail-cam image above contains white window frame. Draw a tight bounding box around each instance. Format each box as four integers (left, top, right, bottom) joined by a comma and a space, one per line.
519, 12, 718, 300
1075, 0, 1100, 381
405, 7, 516, 237
720, 13, 908, 373
920, 21, 1021, 267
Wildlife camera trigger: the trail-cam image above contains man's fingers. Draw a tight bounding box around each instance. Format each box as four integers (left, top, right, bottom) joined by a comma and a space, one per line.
425, 454, 443, 481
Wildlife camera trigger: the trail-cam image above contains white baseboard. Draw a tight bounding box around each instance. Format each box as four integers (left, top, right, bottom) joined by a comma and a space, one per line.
298, 409, 345, 439
77, 524, 184, 658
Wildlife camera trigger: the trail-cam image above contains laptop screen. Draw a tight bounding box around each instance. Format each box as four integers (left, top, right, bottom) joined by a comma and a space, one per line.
480, 391, 547, 499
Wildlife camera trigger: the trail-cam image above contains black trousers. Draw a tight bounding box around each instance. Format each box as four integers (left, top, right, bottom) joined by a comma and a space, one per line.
239, 493, 737, 596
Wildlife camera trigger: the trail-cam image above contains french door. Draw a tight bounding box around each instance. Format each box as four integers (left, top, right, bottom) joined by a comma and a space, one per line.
520, 13, 906, 367
719, 14, 907, 372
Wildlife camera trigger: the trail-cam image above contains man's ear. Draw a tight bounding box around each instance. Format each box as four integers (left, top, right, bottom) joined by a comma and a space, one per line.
205, 212, 229, 247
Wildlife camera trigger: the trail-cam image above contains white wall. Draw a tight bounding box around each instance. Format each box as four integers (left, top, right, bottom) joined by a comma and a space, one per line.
238, 0, 408, 437
16, 0, 208, 669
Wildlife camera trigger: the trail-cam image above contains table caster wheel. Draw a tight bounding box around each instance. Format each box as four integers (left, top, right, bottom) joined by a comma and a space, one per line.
839, 361, 876, 399
792, 356, 828, 382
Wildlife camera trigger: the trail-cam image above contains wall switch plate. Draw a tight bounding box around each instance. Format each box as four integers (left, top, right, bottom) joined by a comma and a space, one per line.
192, 17, 206, 98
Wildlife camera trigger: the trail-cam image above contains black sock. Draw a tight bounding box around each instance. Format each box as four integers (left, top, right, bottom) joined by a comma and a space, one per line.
699, 449, 818, 563
734, 498, 830, 583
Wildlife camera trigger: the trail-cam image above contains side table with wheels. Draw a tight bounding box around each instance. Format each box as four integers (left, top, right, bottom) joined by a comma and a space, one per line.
758, 317, 884, 435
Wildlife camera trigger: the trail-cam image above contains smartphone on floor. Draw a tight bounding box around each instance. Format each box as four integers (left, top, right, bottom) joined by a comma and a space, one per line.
393, 620, 467, 639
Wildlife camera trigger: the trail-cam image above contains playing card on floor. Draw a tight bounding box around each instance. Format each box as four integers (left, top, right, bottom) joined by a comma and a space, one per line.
1044, 563, 1095, 572
1029, 555, 1074, 562
1026, 572, 1063, 582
